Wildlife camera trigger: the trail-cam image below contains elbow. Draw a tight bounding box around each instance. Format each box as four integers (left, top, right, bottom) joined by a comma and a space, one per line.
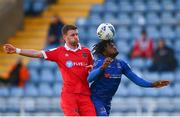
87, 77, 93, 83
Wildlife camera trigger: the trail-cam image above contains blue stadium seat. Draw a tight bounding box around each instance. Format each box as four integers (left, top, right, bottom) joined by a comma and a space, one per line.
111, 97, 128, 113
6, 97, 21, 112
24, 83, 38, 97
29, 69, 40, 83
32, 0, 47, 14
0, 87, 10, 97
87, 26, 98, 40
175, 69, 180, 82
53, 83, 62, 97
88, 13, 102, 26
103, 13, 117, 25
111, 98, 140, 113
146, 26, 160, 39
132, 12, 145, 25
175, 26, 180, 38
130, 58, 145, 70
158, 87, 174, 97
116, 27, 131, 40
146, 13, 160, 26
145, 59, 153, 68
154, 98, 173, 113
143, 71, 160, 81
110, 112, 123, 116
174, 40, 180, 53
146, 0, 161, 12
161, 12, 176, 25
115, 84, 128, 97
160, 72, 175, 81
173, 98, 180, 112
51, 97, 61, 112
28, 59, 42, 70
38, 83, 53, 97
161, 39, 173, 48
78, 27, 87, 44
36, 97, 52, 112
127, 84, 143, 97
76, 17, 88, 27
160, 26, 175, 40
10, 87, 23, 97
40, 68, 54, 83
105, 0, 117, 3
126, 98, 140, 113
162, 0, 175, 11
118, 0, 132, 12
23, 97, 36, 113
174, 83, 180, 96
116, 40, 130, 54
141, 98, 156, 112
90, 4, 104, 14
104, 2, 118, 13
131, 26, 142, 39
42, 61, 57, 70
175, 0, 180, 11
0, 98, 7, 112
142, 88, 159, 97
117, 13, 131, 25
55, 69, 63, 82
133, 0, 146, 12
176, 12, 180, 22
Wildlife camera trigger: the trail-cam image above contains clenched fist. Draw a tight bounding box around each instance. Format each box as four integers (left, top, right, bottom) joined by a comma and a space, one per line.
3, 44, 16, 54
100, 57, 113, 70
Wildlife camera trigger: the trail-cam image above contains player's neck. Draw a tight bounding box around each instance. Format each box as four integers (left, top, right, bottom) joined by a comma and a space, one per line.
66, 43, 78, 50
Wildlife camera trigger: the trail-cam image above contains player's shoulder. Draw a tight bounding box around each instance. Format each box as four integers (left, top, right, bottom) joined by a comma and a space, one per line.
47, 46, 64, 52
81, 46, 91, 52
55, 46, 66, 51
116, 59, 127, 65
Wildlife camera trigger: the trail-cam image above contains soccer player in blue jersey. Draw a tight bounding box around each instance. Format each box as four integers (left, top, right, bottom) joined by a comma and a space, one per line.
88, 40, 170, 116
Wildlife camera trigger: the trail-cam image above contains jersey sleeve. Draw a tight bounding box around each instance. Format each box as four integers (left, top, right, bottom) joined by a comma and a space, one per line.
121, 60, 153, 87
41, 48, 60, 62
87, 49, 94, 65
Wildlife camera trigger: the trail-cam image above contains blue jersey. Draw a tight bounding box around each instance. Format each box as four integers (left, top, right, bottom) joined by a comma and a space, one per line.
88, 55, 153, 116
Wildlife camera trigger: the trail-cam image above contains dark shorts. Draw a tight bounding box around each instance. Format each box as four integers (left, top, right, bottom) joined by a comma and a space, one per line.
91, 96, 111, 116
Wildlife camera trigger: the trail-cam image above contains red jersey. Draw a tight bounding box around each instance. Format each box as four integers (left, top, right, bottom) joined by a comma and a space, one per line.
42, 44, 93, 95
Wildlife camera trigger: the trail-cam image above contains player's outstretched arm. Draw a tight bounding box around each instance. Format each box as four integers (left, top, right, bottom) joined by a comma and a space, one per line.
152, 80, 170, 88
3, 44, 43, 58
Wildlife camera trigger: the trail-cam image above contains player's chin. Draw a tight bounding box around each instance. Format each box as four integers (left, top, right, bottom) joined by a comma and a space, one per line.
71, 41, 79, 46
112, 51, 119, 58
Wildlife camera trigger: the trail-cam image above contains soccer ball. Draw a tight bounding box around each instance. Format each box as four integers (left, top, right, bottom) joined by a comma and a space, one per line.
96, 23, 115, 40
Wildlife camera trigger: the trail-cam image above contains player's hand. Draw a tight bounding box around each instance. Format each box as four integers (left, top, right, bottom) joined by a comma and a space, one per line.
152, 80, 170, 88
100, 57, 113, 70
3, 44, 16, 54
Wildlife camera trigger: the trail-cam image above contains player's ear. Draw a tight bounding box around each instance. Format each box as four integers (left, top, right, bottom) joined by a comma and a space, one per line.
62, 34, 67, 41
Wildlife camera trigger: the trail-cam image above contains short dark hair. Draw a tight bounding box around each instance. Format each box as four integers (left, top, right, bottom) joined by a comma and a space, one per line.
92, 40, 114, 56
61, 25, 77, 35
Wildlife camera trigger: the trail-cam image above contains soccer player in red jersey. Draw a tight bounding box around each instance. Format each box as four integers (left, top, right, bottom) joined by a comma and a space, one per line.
3, 25, 96, 116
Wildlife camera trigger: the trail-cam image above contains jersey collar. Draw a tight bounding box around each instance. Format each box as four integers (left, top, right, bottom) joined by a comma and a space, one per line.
64, 43, 82, 52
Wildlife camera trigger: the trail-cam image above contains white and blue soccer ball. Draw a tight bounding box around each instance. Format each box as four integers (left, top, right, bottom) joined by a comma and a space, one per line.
96, 23, 115, 40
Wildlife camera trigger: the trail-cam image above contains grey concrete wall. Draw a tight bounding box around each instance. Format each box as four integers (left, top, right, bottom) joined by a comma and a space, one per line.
0, 0, 23, 44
